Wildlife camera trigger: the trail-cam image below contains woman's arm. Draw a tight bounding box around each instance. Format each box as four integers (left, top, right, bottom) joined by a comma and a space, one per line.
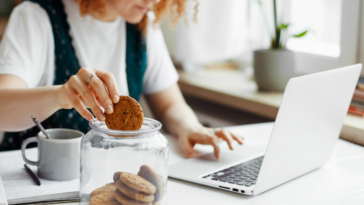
0, 74, 61, 131
145, 83, 244, 159
0, 68, 120, 132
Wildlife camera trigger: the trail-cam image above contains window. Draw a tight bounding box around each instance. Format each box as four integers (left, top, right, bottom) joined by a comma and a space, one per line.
162, 0, 361, 74
248, 0, 360, 74
286, 0, 342, 58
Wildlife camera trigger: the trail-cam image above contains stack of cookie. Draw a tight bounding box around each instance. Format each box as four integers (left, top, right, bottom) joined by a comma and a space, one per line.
89, 165, 164, 205
89, 183, 119, 205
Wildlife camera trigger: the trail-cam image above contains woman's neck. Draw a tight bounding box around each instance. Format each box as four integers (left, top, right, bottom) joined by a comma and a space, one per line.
89, 1, 119, 22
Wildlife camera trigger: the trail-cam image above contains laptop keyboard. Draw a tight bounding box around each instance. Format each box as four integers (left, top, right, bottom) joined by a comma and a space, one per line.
202, 156, 264, 187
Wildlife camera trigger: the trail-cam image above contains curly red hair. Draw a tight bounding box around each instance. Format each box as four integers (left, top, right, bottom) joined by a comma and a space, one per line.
76, 0, 198, 34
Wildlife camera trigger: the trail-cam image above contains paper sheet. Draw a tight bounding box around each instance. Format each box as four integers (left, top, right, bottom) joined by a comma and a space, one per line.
0, 148, 79, 204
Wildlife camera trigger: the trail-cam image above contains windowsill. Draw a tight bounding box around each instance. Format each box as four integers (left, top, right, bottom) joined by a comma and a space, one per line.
178, 69, 282, 119
178, 68, 364, 146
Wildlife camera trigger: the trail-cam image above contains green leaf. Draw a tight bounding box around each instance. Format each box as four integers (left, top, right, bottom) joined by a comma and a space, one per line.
281, 23, 289, 29
293, 30, 308, 38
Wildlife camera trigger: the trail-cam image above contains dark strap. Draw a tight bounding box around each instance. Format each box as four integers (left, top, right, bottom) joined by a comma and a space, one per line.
1, 0, 147, 151
126, 23, 147, 101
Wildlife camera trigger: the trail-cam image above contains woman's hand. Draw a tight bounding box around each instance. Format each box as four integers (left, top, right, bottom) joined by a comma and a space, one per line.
58, 67, 119, 121
178, 127, 244, 159
145, 84, 244, 160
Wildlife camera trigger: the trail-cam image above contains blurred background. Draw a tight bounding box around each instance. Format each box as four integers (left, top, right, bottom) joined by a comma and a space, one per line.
1, 0, 361, 74
159, 0, 360, 75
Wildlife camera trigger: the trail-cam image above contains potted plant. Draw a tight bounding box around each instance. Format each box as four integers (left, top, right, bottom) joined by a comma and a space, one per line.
254, 0, 307, 91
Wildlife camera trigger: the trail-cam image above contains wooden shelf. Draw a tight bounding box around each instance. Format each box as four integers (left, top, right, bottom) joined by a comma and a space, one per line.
178, 69, 364, 146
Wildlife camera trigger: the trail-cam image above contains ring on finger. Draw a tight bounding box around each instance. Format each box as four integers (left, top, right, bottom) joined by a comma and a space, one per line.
87, 73, 97, 84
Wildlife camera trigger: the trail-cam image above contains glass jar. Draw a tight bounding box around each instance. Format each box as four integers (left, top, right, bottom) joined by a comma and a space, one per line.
80, 118, 169, 205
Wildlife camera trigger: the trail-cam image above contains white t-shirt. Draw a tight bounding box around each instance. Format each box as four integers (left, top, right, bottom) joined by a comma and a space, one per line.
0, 0, 178, 95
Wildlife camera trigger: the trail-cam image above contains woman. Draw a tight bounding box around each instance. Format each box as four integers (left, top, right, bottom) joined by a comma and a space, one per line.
0, 0, 243, 158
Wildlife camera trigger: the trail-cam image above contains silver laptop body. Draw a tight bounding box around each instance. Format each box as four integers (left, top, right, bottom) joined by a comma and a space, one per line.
169, 64, 362, 195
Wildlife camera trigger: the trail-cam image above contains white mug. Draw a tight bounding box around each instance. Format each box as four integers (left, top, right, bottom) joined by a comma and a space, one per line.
21, 129, 83, 181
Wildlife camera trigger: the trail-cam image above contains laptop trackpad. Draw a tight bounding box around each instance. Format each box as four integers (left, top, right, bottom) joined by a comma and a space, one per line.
169, 145, 265, 179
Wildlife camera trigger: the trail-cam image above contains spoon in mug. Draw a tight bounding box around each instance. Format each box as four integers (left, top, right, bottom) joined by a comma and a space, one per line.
31, 115, 50, 139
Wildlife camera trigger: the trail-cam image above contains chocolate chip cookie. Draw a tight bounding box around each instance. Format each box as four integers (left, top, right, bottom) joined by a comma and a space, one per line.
105, 96, 143, 131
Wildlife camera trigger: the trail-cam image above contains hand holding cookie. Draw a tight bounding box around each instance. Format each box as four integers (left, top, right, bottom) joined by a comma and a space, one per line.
59, 68, 120, 122
179, 127, 244, 159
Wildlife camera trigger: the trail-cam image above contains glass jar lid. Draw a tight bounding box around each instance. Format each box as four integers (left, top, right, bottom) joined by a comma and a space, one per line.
89, 118, 162, 136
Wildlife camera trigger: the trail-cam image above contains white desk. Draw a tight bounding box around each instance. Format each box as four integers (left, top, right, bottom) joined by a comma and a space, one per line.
49, 122, 364, 205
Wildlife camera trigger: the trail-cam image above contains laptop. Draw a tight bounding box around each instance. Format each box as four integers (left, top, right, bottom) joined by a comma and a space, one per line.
169, 64, 362, 195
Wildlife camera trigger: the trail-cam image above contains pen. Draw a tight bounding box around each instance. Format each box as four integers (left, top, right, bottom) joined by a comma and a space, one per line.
24, 164, 41, 186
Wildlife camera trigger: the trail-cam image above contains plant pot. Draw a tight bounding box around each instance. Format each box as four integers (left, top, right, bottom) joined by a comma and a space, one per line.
253, 49, 297, 91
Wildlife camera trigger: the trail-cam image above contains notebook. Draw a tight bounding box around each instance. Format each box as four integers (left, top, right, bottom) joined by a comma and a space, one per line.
0, 148, 79, 204
0, 176, 7, 205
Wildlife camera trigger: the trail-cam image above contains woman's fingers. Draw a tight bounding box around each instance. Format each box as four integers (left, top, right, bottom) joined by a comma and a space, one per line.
216, 129, 244, 146
191, 133, 220, 159
231, 133, 244, 145
179, 134, 196, 158
80, 88, 105, 121
69, 95, 94, 121
215, 129, 234, 150
87, 75, 113, 114
179, 129, 243, 160
77, 68, 113, 114
59, 67, 120, 121
95, 69, 120, 104
68, 71, 105, 121
206, 135, 220, 159
60, 82, 93, 120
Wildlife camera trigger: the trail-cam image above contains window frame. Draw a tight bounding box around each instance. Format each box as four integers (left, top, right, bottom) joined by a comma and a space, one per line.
296, 0, 364, 74
289, 0, 361, 75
